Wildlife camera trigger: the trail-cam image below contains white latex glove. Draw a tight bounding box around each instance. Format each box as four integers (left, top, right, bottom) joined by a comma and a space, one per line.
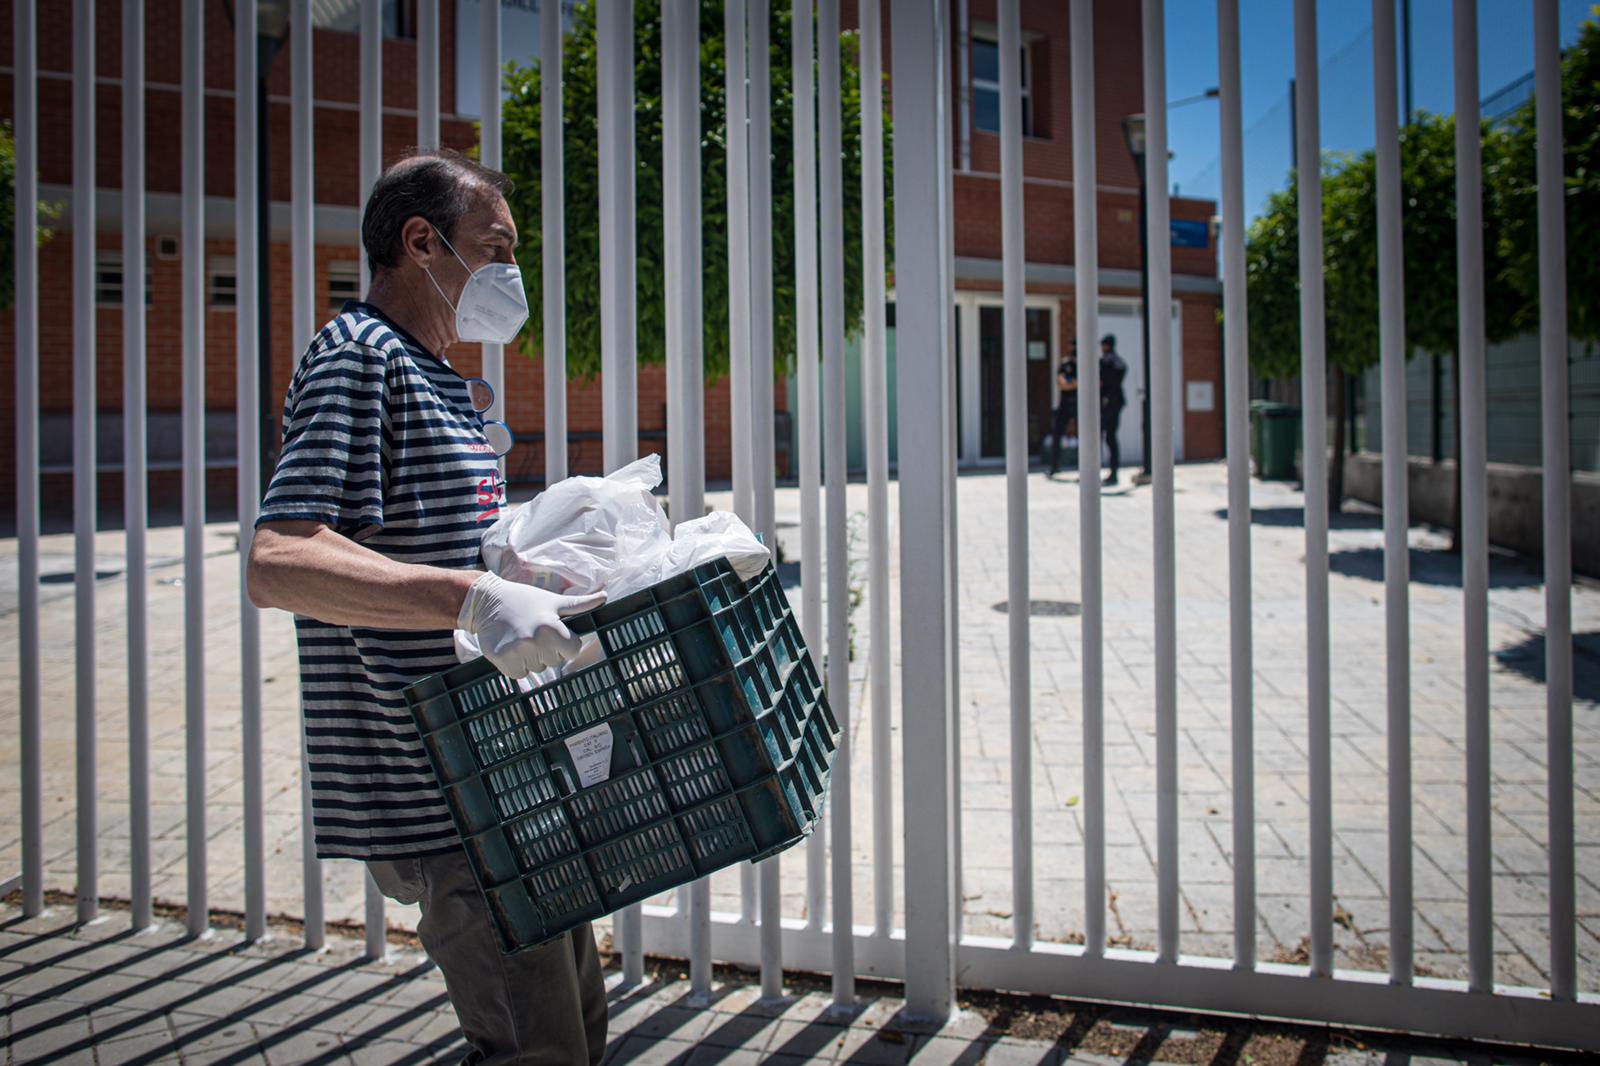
457, 572, 607, 679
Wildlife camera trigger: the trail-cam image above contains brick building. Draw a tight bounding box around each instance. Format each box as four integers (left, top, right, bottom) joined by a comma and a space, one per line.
919, 0, 1222, 469
0, 0, 1221, 523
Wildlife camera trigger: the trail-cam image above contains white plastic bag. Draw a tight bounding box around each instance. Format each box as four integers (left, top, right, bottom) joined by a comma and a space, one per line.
478, 454, 671, 596
458, 453, 772, 678
606, 510, 770, 600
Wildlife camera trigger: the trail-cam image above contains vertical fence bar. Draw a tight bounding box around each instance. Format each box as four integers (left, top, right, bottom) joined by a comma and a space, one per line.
1070, 0, 1105, 958
235, 0, 266, 945
1452, 0, 1492, 994
418, 0, 439, 147
14, 0, 43, 922
535, 0, 563, 483
359, 0, 387, 961
181, 0, 208, 938
750, 0, 776, 553
940, 0, 961, 932
725, 0, 758, 925
1292, 0, 1333, 978
955, 0, 970, 171
360, 0, 382, 297
662, 0, 686, 931
748, 0, 784, 997
997, 0, 1032, 952
726, 0, 754, 528
817, 0, 855, 1004
1216, 0, 1255, 970
791, 0, 827, 933
858, 0, 893, 941
364, 868, 386, 957
891, 0, 956, 1020
1371, 0, 1412, 986
599, 0, 639, 478
289, 0, 324, 950
1142, 0, 1178, 966
793, 0, 821, 661
598, 0, 643, 983
298, 707, 323, 948
482, 0, 506, 456
124, 0, 153, 932
663, 0, 712, 1001
73, 0, 99, 927
1534, 0, 1575, 1003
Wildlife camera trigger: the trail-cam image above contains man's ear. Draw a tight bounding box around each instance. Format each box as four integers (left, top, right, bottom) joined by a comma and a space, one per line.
398, 216, 437, 269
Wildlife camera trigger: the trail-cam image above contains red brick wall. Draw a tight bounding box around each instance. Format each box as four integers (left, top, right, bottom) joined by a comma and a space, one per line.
2, 0, 1216, 511
4, 225, 743, 490
1178, 292, 1223, 460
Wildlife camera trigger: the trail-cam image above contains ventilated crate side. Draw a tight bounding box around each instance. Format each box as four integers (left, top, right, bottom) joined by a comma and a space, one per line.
402, 559, 840, 953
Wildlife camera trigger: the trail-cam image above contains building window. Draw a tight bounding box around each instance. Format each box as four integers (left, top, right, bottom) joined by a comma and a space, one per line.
971, 34, 1033, 137
328, 261, 362, 310
95, 251, 152, 306
209, 256, 237, 308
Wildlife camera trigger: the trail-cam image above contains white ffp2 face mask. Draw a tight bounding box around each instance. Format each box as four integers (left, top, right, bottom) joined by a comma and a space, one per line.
424, 227, 530, 345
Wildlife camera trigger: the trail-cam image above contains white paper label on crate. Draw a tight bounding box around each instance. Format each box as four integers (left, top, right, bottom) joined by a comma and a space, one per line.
565, 724, 614, 788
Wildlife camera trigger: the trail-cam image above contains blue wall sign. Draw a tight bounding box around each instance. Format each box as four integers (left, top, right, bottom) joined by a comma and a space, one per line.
1170, 219, 1210, 249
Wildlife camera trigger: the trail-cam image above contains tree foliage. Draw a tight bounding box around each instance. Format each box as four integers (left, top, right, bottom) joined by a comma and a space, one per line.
0, 121, 59, 312
1245, 10, 1598, 379
1245, 112, 1518, 380
500, 0, 892, 383
1490, 11, 1600, 343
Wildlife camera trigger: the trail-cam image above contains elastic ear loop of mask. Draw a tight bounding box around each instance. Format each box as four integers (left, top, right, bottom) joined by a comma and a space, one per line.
421, 224, 474, 313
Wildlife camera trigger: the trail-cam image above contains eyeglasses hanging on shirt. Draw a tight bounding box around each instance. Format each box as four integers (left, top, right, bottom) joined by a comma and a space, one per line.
463, 376, 514, 459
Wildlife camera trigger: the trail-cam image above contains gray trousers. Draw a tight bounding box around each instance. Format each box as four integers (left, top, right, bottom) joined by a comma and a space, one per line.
369, 848, 608, 1065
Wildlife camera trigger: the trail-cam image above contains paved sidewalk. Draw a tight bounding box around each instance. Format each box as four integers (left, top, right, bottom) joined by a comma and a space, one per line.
0, 903, 1570, 1065
0, 462, 1595, 990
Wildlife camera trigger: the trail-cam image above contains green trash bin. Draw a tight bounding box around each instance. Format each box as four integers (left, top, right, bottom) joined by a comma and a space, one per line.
1249, 400, 1301, 480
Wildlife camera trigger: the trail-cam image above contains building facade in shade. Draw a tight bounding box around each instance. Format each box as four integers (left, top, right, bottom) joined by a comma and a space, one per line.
0, 0, 1222, 522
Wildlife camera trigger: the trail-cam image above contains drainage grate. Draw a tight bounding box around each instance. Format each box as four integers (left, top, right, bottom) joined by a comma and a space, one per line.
992, 599, 1081, 617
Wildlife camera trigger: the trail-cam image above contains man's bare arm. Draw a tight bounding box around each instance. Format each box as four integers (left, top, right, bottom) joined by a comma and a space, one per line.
247, 520, 479, 630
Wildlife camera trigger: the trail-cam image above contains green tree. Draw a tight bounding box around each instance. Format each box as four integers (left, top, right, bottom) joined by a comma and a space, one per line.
1244, 111, 1519, 511
1489, 10, 1600, 344
0, 120, 59, 311
500, 0, 892, 383
1246, 114, 1516, 380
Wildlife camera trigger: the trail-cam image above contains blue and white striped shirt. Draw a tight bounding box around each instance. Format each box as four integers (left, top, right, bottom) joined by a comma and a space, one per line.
259, 303, 504, 860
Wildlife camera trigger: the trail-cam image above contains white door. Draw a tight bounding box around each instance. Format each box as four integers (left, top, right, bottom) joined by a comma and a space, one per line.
1095, 299, 1184, 468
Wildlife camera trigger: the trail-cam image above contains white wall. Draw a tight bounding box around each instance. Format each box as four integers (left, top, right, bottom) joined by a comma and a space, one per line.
1095, 297, 1184, 467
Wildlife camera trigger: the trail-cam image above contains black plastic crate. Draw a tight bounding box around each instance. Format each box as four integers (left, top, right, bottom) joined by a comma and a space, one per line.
403, 558, 839, 952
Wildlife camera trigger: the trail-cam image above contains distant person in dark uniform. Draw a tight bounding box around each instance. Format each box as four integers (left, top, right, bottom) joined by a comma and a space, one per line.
1047, 344, 1078, 477
1099, 333, 1128, 486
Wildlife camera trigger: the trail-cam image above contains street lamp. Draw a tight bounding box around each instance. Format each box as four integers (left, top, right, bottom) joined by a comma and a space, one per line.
222, 1, 292, 498
1119, 92, 1212, 483
1121, 112, 1154, 482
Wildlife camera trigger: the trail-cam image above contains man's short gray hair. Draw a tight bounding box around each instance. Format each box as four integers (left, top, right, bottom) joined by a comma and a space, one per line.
361, 149, 513, 273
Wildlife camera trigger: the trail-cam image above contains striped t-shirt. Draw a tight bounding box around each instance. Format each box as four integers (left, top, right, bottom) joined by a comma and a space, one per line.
258, 302, 504, 860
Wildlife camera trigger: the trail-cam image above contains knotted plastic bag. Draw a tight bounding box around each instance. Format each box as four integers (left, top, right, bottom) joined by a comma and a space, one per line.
479, 454, 672, 596
456, 453, 771, 678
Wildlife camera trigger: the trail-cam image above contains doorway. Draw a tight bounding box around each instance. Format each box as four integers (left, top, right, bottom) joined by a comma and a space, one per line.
955, 293, 1058, 464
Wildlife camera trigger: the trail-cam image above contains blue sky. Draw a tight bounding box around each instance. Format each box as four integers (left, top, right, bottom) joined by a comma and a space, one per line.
456, 0, 1594, 237
1164, 0, 1596, 228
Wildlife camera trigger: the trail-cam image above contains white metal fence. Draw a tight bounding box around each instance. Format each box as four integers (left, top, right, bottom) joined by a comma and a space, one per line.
8, 0, 1593, 1050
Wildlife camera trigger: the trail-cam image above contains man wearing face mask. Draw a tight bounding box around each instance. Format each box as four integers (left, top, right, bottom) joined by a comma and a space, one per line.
246, 150, 608, 1065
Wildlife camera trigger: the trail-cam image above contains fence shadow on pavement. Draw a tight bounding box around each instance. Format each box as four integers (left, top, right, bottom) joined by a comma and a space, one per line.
1212, 505, 1386, 531
1494, 630, 1600, 703
1327, 544, 1544, 589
